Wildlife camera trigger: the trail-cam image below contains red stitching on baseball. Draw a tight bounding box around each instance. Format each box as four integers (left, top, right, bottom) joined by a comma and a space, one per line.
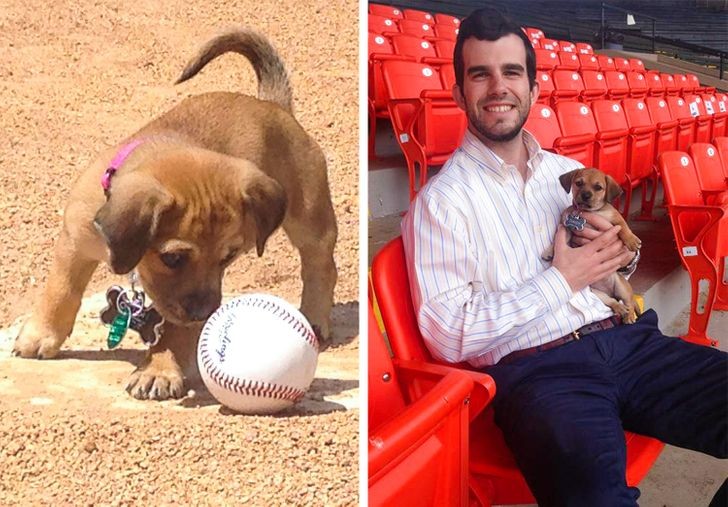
204, 365, 306, 402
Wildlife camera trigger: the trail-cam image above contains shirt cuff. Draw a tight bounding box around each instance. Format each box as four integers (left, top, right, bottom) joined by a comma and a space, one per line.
529, 266, 574, 313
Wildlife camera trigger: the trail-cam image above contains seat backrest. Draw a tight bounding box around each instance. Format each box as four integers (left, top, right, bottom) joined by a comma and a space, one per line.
626, 71, 648, 96
433, 24, 458, 42
686, 73, 701, 91
525, 104, 562, 149
371, 237, 434, 363
689, 143, 726, 191
536, 70, 554, 102
556, 101, 598, 136
535, 48, 559, 70
597, 55, 616, 71
525, 26, 544, 39
369, 32, 394, 60
391, 34, 438, 61
398, 19, 435, 37
673, 73, 692, 92
440, 63, 456, 90
435, 13, 460, 26
702, 94, 720, 116
402, 8, 435, 24
540, 38, 559, 51
622, 98, 653, 128
368, 302, 406, 431
559, 40, 576, 53
685, 94, 708, 117
434, 39, 455, 59
580, 70, 608, 93
578, 54, 600, 71
614, 57, 631, 72
592, 100, 629, 132
553, 69, 584, 93
370, 3, 404, 18
714, 137, 728, 169
382, 60, 443, 100
646, 72, 664, 94
369, 14, 399, 34
604, 71, 630, 94
646, 97, 674, 124
557, 52, 580, 70
629, 58, 646, 73
576, 42, 594, 54
659, 151, 703, 207
666, 96, 693, 120
661, 73, 679, 94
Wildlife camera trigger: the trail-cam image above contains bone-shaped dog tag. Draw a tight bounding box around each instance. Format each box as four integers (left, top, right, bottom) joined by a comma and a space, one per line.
564, 213, 587, 231
100, 285, 165, 348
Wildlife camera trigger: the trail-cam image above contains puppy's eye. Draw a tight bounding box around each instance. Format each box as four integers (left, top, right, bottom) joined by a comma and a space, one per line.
575, 180, 584, 187
160, 252, 186, 269
221, 249, 239, 266
594, 185, 603, 191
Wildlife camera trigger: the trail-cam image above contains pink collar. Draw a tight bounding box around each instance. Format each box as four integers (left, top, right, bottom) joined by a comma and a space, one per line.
101, 139, 146, 195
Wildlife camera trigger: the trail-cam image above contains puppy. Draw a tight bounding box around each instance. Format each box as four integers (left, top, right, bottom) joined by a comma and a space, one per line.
543, 168, 641, 323
12, 28, 338, 400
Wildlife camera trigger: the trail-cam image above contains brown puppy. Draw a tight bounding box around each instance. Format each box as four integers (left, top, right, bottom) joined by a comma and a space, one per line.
12, 28, 338, 401
543, 168, 641, 323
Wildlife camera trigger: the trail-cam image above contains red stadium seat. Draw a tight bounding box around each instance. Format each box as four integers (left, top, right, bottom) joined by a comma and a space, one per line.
597, 55, 616, 71
714, 136, 728, 171
434, 39, 455, 60
659, 151, 728, 344
576, 42, 594, 54
557, 51, 580, 71
626, 71, 649, 99
390, 34, 450, 66
614, 57, 631, 73
536, 71, 554, 105
580, 70, 609, 103
398, 19, 436, 38
673, 73, 692, 93
369, 4, 404, 19
381, 60, 467, 200
535, 48, 559, 71
368, 301, 478, 507
578, 54, 600, 71
525, 104, 562, 150
559, 40, 576, 53
524, 26, 544, 40
666, 96, 697, 150
369, 14, 399, 35
690, 143, 728, 195
433, 24, 458, 41
646, 97, 680, 159
623, 98, 659, 219
540, 38, 560, 51
554, 101, 597, 167
683, 94, 713, 144
435, 13, 461, 26
369, 32, 408, 157
703, 94, 727, 138
591, 100, 632, 215
604, 71, 631, 100
371, 237, 664, 506
660, 74, 680, 96
439, 63, 456, 90
402, 8, 435, 24
551, 69, 584, 106
646, 72, 665, 97
629, 58, 646, 73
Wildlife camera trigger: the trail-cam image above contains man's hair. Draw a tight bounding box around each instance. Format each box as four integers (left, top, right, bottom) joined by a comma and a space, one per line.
453, 8, 537, 90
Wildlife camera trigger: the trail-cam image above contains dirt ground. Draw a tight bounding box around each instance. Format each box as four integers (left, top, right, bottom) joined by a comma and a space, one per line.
0, 0, 359, 504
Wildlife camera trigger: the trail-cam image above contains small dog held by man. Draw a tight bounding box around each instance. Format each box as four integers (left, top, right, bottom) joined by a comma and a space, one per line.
12, 28, 338, 401
543, 167, 641, 323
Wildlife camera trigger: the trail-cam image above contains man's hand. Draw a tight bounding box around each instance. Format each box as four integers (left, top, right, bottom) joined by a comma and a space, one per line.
552, 224, 634, 293
569, 211, 638, 268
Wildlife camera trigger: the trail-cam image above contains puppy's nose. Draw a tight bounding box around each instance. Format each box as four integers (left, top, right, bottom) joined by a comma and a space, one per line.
181, 291, 221, 321
580, 191, 593, 200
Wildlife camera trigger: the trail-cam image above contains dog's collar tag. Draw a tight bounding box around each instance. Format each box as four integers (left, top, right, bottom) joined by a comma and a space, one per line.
564, 212, 587, 231
100, 284, 165, 348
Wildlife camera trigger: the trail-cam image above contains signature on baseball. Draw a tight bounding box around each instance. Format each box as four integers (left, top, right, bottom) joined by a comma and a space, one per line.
215, 320, 234, 363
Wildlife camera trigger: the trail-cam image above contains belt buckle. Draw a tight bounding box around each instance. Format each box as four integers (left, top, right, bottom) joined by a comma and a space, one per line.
572, 330, 581, 340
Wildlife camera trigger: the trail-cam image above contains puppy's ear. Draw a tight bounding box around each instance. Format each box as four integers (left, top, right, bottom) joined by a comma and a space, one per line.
558, 169, 580, 193
604, 174, 623, 203
93, 173, 174, 274
239, 163, 287, 257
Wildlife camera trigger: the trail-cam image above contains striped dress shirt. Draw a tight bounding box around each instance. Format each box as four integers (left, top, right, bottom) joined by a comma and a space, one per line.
401, 129, 613, 367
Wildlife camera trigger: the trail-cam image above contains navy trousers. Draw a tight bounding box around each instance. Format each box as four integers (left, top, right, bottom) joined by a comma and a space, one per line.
485, 310, 728, 507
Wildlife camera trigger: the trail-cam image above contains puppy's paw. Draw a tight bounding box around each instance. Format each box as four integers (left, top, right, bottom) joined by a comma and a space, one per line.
622, 306, 638, 324
622, 233, 642, 252
12, 317, 65, 359
541, 245, 555, 262
125, 363, 185, 401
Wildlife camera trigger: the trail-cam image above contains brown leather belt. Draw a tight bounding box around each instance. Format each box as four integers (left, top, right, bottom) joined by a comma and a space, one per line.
498, 315, 622, 365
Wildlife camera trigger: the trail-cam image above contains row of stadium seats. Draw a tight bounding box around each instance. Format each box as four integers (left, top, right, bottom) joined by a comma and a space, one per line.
659, 139, 728, 345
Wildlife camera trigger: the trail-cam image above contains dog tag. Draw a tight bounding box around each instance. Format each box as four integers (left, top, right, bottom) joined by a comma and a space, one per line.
564, 213, 587, 231
100, 285, 165, 348
107, 309, 131, 349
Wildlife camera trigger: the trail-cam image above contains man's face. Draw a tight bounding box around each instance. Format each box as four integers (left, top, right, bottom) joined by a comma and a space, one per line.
454, 34, 538, 143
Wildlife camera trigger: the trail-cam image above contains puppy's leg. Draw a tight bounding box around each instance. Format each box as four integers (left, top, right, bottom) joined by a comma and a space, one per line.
613, 275, 638, 324
125, 321, 202, 400
14, 229, 98, 359
283, 202, 337, 343
591, 287, 631, 322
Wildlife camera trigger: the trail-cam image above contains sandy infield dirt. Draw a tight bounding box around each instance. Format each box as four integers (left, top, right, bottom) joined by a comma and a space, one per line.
0, 0, 359, 504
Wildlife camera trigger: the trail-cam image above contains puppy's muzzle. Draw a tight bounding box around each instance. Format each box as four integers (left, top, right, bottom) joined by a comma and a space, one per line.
181, 291, 222, 322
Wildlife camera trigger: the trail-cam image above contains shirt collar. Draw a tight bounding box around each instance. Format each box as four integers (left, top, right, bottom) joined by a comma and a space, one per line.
460, 128, 545, 184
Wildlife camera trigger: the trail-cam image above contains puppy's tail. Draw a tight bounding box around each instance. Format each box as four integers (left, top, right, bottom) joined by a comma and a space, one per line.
175, 28, 293, 113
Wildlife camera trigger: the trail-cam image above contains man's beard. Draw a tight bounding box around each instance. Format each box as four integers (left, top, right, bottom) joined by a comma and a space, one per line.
467, 99, 531, 142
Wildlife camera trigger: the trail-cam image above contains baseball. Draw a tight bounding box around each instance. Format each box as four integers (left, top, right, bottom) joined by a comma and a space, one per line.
197, 293, 319, 414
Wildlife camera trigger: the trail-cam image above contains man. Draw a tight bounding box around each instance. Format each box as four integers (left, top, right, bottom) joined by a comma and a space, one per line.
401, 7, 727, 506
